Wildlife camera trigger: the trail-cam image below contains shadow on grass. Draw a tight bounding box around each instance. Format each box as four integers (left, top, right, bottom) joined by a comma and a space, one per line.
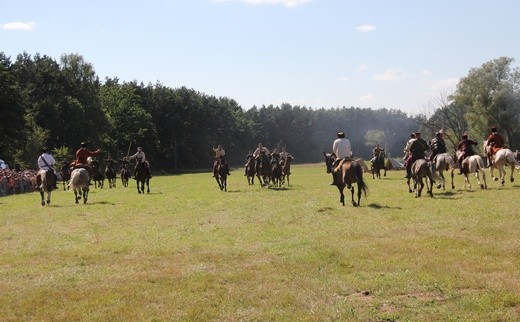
366, 203, 402, 210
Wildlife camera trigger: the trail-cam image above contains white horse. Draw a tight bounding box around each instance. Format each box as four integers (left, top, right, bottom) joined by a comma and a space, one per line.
69, 168, 90, 204
456, 151, 487, 190
433, 153, 457, 190
490, 148, 518, 185
36, 169, 55, 206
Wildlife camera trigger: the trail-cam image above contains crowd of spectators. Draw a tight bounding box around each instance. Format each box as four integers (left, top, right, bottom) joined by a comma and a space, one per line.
0, 168, 38, 197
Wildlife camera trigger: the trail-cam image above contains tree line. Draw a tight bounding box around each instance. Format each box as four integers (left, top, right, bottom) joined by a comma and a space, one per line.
1, 52, 518, 171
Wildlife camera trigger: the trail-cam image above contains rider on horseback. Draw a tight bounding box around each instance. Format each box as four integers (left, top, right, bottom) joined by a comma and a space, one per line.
74, 142, 101, 184
128, 146, 152, 179
486, 126, 505, 167
457, 133, 478, 174
405, 132, 429, 179
253, 143, 270, 169
371, 144, 384, 164
37, 148, 58, 190
212, 145, 231, 177
279, 147, 293, 175
331, 131, 353, 185
429, 130, 447, 161
244, 150, 254, 176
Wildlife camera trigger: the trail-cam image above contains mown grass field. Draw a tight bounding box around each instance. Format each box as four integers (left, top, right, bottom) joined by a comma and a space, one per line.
1, 164, 520, 321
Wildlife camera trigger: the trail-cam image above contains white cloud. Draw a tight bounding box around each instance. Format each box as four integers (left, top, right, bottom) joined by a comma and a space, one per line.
359, 63, 368, 71
374, 69, 402, 82
421, 69, 431, 76
338, 76, 349, 82
430, 77, 459, 91
217, 0, 313, 7
2, 21, 36, 31
360, 94, 375, 103
355, 24, 376, 32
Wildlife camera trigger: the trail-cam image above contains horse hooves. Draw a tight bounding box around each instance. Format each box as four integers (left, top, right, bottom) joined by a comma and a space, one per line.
493, 177, 498, 181
511, 178, 515, 183
41, 201, 45, 206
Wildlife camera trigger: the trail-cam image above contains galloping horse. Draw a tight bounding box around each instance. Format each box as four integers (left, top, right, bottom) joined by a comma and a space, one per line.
456, 150, 487, 190
59, 161, 71, 191
371, 150, 386, 179
324, 152, 368, 207
245, 158, 256, 185
433, 153, 457, 190
215, 160, 228, 191
484, 140, 518, 185
270, 157, 283, 188
255, 152, 271, 187
281, 155, 293, 186
135, 161, 150, 194
120, 161, 131, 187
36, 169, 56, 206
88, 157, 104, 189
104, 159, 117, 188
69, 168, 90, 204
406, 159, 440, 198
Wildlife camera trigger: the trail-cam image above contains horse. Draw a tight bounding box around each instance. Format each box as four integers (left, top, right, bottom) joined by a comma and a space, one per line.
120, 161, 131, 187
69, 168, 90, 204
323, 152, 368, 207
370, 150, 386, 179
36, 169, 55, 206
255, 152, 271, 187
104, 159, 117, 188
270, 157, 283, 188
88, 158, 104, 189
433, 153, 457, 190
215, 160, 228, 191
406, 159, 441, 198
456, 150, 487, 190
484, 140, 519, 185
245, 158, 256, 185
59, 161, 71, 191
281, 155, 293, 186
135, 161, 150, 194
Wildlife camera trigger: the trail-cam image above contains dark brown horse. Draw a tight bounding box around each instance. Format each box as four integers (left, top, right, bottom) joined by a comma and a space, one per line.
281, 155, 293, 186
324, 152, 368, 207
135, 161, 150, 194
120, 161, 131, 187
245, 158, 256, 185
270, 157, 283, 188
104, 159, 117, 188
255, 152, 271, 187
36, 169, 56, 206
215, 160, 228, 191
59, 161, 71, 191
371, 150, 386, 179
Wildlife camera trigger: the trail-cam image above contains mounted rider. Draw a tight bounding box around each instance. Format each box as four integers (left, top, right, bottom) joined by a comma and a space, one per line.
279, 147, 293, 175
270, 148, 281, 165
244, 150, 254, 176
486, 125, 505, 167
331, 131, 353, 185
37, 147, 58, 190
371, 144, 384, 165
457, 133, 478, 174
253, 143, 270, 170
128, 146, 152, 179
212, 145, 230, 177
405, 132, 429, 178
74, 142, 101, 178
429, 130, 447, 162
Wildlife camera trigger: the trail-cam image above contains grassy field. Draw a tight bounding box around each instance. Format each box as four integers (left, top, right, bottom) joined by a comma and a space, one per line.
1, 164, 520, 321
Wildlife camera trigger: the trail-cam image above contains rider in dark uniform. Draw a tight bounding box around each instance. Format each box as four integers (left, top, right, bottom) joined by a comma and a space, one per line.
406, 132, 429, 178
457, 133, 478, 174
429, 131, 447, 161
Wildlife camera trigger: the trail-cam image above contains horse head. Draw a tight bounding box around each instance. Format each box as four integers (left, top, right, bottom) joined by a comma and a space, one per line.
323, 152, 335, 173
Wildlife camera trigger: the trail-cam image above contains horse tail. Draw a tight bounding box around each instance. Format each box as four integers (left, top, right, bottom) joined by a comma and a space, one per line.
354, 163, 368, 196
39, 170, 48, 192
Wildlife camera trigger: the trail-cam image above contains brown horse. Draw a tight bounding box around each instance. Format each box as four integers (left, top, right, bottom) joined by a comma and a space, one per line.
59, 161, 71, 191
406, 159, 441, 198
255, 152, 271, 187
370, 150, 386, 179
36, 169, 56, 206
324, 152, 368, 207
104, 159, 117, 188
270, 158, 283, 188
215, 160, 228, 191
135, 161, 150, 194
120, 161, 131, 187
245, 158, 256, 185
281, 155, 293, 186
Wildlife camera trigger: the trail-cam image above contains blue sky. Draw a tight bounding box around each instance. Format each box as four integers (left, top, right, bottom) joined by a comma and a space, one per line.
2, 0, 519, 115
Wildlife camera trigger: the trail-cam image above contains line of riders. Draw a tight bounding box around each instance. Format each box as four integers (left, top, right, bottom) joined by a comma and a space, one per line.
403, 125, 507, 178
37, 142, 152, 190
211, 143, 294, 178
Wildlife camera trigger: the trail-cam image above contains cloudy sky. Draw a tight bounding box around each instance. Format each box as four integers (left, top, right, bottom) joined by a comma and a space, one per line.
2, 0, 519, 115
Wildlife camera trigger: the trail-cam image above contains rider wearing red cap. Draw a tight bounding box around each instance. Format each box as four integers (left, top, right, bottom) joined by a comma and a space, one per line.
486, 126, 505, 167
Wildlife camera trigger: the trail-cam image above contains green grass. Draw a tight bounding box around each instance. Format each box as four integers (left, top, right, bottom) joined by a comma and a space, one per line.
1, 164, 520, 321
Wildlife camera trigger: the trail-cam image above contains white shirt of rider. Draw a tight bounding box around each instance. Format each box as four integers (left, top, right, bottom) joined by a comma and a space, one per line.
332, 138, 352, 159
129, 151, 146, 163
37, 153, 56, 171
253, 147, 269, 157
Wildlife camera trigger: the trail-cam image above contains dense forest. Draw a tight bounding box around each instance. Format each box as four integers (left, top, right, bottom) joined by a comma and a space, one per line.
1, 52, 519, 170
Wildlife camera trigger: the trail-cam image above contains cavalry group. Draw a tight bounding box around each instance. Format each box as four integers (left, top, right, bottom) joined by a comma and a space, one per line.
35, 143, 152, 206
212, 143, 294, 192
400, 126, 520, 198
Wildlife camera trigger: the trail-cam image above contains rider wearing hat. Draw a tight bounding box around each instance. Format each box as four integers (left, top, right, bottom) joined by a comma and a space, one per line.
405, 132, 429, 178
331, 130, 353, 184
429, 130, 447, 161
457, 133, 478, 174
486, 126, 505, 167
128, 146, 152, 179
74, 142, 101, 179
212, 145, 230, 177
